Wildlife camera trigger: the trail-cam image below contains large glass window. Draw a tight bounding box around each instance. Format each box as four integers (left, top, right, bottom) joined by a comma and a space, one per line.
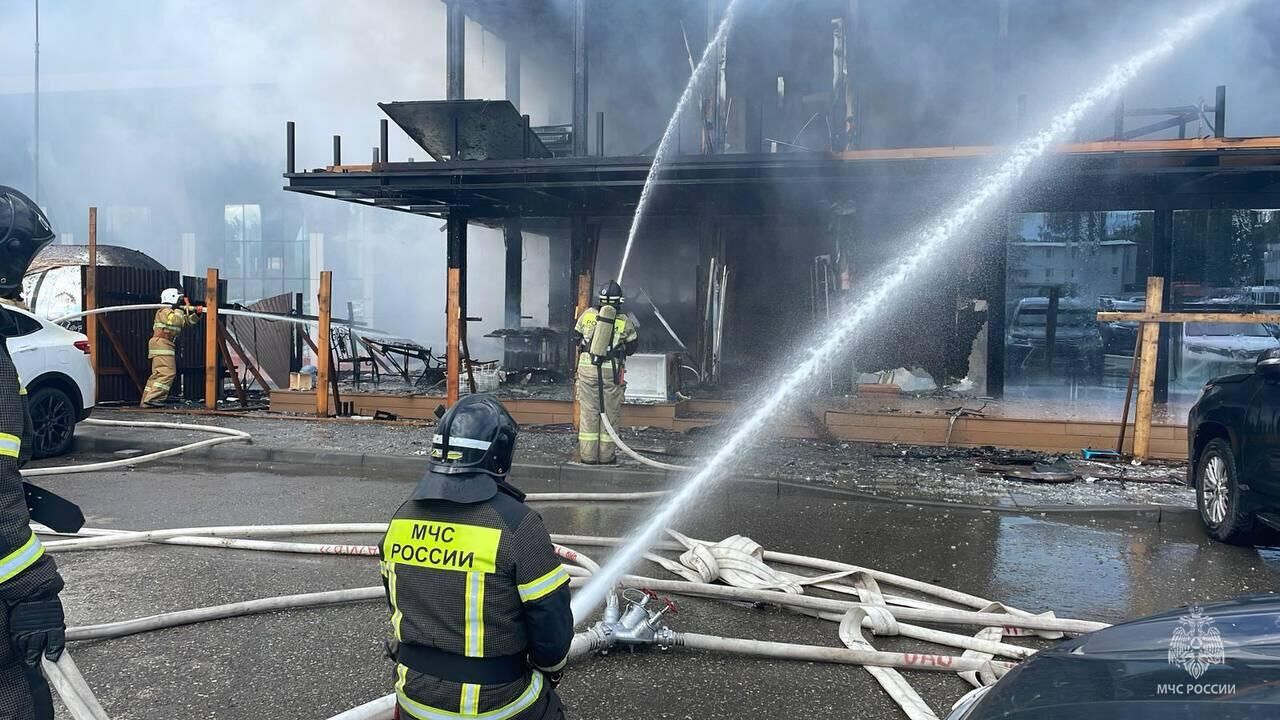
1004, 211, 1152, 408
1170, 209, 1280, 397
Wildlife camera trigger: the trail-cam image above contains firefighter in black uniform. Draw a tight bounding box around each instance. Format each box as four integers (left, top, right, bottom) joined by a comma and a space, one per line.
0, 187, 66, 720
381, 394, 573, 720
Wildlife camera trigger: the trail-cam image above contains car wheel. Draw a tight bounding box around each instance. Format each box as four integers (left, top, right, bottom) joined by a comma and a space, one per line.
1196, 437, 1255, 545
28, 385, 77, 459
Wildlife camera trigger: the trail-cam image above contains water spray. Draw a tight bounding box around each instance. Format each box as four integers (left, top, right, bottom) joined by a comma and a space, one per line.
615, 0, 743, 284
572, 0, 1249, 623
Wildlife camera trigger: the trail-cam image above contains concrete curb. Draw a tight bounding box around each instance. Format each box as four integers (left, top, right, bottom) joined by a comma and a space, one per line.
61, 434, 1197, 522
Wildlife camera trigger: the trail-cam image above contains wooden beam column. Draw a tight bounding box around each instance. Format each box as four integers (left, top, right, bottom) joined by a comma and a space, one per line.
1133, 276, 1164, 460
446, 214, 467, 406
85, 208, 98, 402
570, 217, 594, 430
204, 268, 219, 409
316, 270, 333, 417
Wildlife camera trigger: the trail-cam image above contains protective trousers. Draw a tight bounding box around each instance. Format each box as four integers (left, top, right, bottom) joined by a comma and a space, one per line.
141, 337, 177, 405
575, 358, 624, 464
0, 609, 53, 720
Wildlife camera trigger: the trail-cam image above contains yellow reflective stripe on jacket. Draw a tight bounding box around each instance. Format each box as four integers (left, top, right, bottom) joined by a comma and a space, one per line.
459, 683, 480, 715
383, 520, 501, 574
387, 563, 404, 641
578, 432, 599, 441
0, 432, 20, 458
0, 532, 44, 585
148, 348, 176, 357
397, 668, 544, 720
517, 565, 570, 603
463, 571, 486, 657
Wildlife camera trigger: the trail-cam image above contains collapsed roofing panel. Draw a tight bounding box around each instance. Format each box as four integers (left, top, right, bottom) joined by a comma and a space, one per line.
379, 100, 552, 161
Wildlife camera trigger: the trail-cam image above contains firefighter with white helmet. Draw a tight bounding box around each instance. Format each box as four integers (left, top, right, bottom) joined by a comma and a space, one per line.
140, 286, 202, 407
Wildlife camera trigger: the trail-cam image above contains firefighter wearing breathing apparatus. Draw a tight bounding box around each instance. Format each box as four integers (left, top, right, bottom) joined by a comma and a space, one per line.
381, 394, 573, 720
572, 281, 638, 464
0, 187, 69, 720
140, 287, 202, 407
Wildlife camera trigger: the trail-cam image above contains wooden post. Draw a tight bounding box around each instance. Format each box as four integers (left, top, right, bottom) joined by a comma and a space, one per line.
205, 268, 220, 409
1133, 276, 1164, 460
85, 208, 98, 401
446, 267, 461, 406
316, 270, 333, 417
572, 273, 592, 431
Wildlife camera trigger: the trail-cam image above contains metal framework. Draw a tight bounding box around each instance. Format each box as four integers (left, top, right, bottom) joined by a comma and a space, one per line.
286, 138, 1280, 222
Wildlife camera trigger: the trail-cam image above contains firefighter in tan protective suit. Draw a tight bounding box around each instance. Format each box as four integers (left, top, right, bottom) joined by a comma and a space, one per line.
140, 288, 202, 408
572, 281, 638, 465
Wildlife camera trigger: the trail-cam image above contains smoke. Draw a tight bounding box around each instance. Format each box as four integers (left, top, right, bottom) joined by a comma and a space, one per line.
1, 0, 1276, 364
0, 0, 547, 359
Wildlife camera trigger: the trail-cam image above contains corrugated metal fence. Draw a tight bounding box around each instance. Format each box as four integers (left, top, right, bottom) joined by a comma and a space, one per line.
87, 267, 224, 403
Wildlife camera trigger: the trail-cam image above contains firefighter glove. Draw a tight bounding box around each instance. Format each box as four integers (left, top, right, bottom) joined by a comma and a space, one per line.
9, 596, 65, 665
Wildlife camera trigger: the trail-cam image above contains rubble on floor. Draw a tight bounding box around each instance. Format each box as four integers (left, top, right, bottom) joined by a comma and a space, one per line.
90, 409, 1195, 510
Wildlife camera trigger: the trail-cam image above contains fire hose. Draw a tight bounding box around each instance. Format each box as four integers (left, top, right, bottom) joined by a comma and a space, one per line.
24, 414, 1098, 720
36, 520, 1109, 720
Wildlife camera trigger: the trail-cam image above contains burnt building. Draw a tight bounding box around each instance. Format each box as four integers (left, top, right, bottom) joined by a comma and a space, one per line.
285, 0, 1280, 418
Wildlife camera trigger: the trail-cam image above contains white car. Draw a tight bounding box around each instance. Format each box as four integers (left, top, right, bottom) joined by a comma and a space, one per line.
4, 305, 95, 457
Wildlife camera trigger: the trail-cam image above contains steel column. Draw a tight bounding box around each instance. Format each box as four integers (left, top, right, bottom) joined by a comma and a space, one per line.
503, 219, 523, 331
572, 0, 589, 156
1214, 85, 1226, 138
447, 1, 465, 101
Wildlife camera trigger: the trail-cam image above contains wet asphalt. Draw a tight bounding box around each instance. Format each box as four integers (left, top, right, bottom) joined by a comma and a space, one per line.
29, 453, 1280, 720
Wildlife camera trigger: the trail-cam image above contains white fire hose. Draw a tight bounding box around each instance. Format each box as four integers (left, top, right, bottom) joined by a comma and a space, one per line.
23, 418, 251, 477
23, 408, 1101, 720
35, 519, 1109, 720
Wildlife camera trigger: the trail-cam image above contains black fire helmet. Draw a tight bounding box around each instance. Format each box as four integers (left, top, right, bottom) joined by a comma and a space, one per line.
411, 394, 519, 503
598, 280, 624, 306
0, 187, 55, 292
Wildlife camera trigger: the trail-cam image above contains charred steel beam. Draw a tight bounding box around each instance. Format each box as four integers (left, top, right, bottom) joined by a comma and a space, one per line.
504, 218, 523, 331
286, 121, 295, 174
447, 1, 465, 100
597, 111, 605, 157
332, 135, 341, 166
380, 118, 389, 165
1215, 85, 1226, 138
572, 0, 588, 156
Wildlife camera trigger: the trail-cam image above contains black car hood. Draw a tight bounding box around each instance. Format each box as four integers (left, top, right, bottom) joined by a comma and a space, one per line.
968, 595, 1280, 719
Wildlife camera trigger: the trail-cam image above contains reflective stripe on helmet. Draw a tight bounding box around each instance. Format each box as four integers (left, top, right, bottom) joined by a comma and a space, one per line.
433, 434, 492, 451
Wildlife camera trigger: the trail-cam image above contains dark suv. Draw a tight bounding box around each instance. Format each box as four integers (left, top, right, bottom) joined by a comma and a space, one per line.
1187, 347, 1280, 543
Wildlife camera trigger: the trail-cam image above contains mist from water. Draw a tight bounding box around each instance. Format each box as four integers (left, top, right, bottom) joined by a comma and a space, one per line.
571, 0, 1249, 622
615, 0, 742, 285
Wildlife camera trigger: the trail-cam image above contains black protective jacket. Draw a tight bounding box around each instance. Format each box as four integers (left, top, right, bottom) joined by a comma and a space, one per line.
0, 306, 63, 719
380, 482, 572, 719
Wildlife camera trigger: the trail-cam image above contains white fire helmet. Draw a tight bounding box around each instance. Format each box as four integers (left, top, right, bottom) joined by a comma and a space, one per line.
160, 288, 183, 305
